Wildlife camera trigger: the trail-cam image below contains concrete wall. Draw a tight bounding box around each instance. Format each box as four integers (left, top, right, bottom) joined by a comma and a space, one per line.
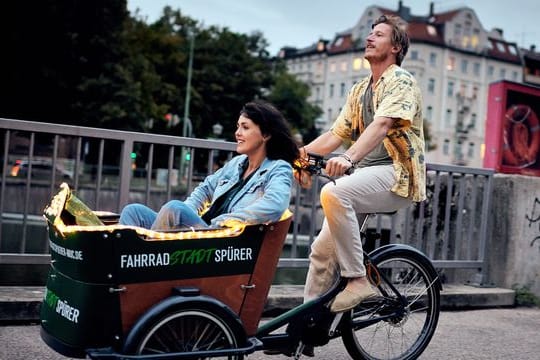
487, 174, 540, 296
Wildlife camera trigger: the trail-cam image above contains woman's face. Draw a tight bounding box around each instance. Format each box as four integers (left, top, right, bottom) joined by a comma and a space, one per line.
235, 115, 267, 156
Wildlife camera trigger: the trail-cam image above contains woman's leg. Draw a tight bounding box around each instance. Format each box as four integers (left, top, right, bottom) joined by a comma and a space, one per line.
151, 200, 208, 230
118, 203, 157, 229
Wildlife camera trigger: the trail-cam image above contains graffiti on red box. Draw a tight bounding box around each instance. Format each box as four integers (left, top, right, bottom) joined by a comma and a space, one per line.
502, 92, 540, 169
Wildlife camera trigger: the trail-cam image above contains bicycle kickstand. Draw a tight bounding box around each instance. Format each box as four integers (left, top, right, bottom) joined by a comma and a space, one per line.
293, 343, 306, 360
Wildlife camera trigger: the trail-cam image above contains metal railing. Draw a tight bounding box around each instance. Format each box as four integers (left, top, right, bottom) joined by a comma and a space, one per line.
0, 118, 494, 282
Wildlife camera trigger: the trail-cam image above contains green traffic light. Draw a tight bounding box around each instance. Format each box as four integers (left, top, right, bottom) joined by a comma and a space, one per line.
130, 152, 136, 159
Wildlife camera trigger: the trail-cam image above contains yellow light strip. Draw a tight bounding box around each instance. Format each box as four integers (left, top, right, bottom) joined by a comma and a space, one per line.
54, 222, 246, 241
45, 182, 293, 241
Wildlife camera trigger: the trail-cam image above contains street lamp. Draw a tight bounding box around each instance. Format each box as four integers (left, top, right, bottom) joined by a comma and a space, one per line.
183, 30, 194, 138
172, 25, 195, 181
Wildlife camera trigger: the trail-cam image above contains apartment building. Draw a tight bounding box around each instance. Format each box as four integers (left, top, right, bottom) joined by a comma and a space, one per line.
278, 1, 525, 167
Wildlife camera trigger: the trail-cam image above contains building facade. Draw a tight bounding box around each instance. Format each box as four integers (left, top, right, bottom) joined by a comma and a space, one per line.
279, 2, 529, 167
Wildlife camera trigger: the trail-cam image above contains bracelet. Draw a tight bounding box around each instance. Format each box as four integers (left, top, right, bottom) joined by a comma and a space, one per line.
339, 153, 354, 165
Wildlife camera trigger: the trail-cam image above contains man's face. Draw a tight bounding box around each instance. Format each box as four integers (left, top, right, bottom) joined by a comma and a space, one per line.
365, 22, 398, 65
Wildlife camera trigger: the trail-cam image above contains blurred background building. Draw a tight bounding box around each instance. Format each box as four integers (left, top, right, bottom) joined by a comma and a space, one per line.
278, 1, 540, 167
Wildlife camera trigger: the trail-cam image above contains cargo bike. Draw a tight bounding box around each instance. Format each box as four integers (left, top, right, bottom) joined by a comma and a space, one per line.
40, 154, 441, 359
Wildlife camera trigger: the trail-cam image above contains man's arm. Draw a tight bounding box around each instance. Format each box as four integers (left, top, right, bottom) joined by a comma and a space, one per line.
325, 116, 394, 177
303, 131, 343, 157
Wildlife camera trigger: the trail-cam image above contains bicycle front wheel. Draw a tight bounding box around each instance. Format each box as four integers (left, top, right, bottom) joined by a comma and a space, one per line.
133, 308, 244, 359
341, 249, 440, 360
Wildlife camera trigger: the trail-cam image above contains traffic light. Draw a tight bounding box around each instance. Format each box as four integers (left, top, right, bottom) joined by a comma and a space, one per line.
185, 152, 191, 161
130, 152, 137, 160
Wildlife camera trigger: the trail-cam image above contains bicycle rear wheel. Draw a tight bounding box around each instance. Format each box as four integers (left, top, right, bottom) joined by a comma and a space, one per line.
341, 249, 440, 360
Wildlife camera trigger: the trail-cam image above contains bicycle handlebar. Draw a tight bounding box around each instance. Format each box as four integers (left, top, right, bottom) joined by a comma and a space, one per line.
293, 152, 354, 184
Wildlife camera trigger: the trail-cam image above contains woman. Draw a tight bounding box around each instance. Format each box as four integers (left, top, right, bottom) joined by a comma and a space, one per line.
119, 101, 299, 230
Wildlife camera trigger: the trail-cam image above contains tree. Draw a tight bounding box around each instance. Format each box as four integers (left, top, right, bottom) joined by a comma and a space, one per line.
0, 0, 131, 126
266, 65, 322, 139
0, 2, 319, 144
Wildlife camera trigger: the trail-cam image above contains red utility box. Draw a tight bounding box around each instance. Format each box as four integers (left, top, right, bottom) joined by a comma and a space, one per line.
484, 80, 540, 176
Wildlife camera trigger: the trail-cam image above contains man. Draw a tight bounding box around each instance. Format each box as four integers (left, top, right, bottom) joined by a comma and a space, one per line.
301, 15, 426, 313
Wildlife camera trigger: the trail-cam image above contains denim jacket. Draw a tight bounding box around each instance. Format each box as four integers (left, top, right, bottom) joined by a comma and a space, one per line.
184, 155, 293, 227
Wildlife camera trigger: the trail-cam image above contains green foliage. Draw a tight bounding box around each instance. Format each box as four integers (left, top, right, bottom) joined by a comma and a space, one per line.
266, 67, 322, 134
513, 284, 540, 307
0, 2, 318, 142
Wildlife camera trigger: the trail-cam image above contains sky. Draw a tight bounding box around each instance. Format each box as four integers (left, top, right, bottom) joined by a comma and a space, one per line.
128, 0, 538, 56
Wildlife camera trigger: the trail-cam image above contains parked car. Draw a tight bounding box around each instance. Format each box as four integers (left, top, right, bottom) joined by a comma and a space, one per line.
10, 159, 73, 180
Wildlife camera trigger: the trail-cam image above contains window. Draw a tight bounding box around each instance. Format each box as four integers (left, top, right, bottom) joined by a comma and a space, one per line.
471, 34, 479, 48
447, 81, 455, 97
340, 83, 346, 97
327, 108, 333, 122
468, 142, 475, 158
443, 139, 450, 155
454, 24, 462, 37
341, 61, 348, 72
470, 113, 477, 129
316, 87, 321, 100
426, 106, 433, 121
428, 78, 435, 94
512, 71, 519, 81
410, 50, 419, 60
330, 62, 336, 73
445, 109, 452, 127
362, 58, 371, 69
500, 68, 506, 79
487, 65, 494, 77
353, 57, 362, 70
447, 56, 455, 71
430, 53, 437, 67
316, 61, 324, 75
461, 59, 468, 74
460, 83, 467, 97
473, 63, 480, 76
329, 84, 334, 98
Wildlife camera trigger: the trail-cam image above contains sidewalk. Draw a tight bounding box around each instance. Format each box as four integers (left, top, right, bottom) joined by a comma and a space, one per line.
0, 284, 515, 322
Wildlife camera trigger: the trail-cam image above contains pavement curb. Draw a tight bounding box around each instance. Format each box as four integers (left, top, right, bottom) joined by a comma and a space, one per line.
0, 284, 516, 322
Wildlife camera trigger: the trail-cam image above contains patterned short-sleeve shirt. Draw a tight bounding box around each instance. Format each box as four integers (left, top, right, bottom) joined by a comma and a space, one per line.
331, 64, 426, 202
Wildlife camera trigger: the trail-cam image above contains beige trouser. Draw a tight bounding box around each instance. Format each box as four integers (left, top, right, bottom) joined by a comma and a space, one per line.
304, 165, 412, 301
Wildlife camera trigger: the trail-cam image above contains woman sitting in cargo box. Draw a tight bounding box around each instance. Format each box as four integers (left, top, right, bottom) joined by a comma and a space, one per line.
119, 101, 299, 230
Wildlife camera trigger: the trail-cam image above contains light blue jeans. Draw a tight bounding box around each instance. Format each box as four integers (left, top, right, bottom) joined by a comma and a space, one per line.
119, 200, 208, 230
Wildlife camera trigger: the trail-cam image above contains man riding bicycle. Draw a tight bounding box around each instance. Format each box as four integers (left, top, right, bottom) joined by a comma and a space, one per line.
300, 14, 426, 313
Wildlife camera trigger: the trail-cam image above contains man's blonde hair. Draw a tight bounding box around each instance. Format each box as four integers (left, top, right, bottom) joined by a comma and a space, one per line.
372, 15, 410, 66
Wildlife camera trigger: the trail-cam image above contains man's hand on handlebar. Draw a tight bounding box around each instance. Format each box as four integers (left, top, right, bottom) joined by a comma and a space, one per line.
325, 156, 353, 177
293, 153, 353, 188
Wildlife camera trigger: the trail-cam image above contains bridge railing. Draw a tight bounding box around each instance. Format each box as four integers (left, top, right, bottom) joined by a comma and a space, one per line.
0, 119, 493, 283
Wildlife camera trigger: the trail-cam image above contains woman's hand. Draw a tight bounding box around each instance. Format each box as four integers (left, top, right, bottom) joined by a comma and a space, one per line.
293, 166, 313, 189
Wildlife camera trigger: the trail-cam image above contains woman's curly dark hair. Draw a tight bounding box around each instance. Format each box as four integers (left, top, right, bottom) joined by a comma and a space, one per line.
240, 101, 300, 165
